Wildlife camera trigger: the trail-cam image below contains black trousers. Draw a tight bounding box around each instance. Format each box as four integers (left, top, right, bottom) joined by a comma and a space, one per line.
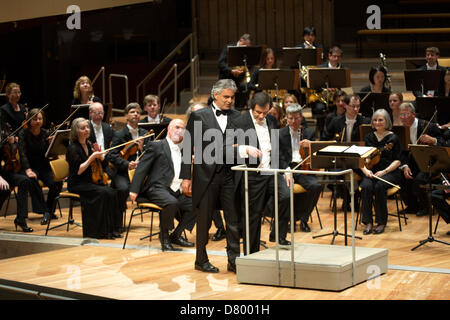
195, 169, 240, 265
111, 171, 129, 224
241, 172, 290, 255
360, 170, 400, 225
28, 166, 62, 214
400, 172, 430, 211
212, 210, 224, 229
144, 186, 196, 238
293, 174, 322, 223
432, 189, 450, 224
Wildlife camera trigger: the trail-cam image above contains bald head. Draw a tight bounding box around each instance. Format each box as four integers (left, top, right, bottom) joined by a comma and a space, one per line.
167, 119, 186, 144
89, 102, 104, 124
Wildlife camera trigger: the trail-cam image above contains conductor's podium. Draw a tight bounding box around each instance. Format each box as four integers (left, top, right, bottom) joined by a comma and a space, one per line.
236, 243, 388, 291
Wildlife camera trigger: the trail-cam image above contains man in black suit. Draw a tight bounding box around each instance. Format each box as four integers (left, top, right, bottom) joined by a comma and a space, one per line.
180, 79, 242, 273
218, 33, 252, 110
107, 103, 150, 231
321, 94, 370, 142
139, 94, 172, 125
129, 119, 196, 251
88, 102, 114, 151
230, 91, 291, 254
413, 47, 447, 98
399, 102, 444, 216
279, 103, 321, 232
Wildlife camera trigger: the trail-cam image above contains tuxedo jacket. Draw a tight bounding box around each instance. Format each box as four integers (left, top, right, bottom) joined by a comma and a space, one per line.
321, 114, 370, 142
129, 139, 177, 196
278, 125, 315, 170
180, 105, 241, 209
106, 125, 149, 174
88, 121, 114, 150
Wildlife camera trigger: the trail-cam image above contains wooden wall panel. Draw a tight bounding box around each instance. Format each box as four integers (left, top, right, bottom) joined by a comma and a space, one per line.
195, 0, 334, 53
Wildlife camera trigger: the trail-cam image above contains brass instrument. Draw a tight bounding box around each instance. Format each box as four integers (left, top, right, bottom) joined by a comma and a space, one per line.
300, 65, 333, 105
235, 66, 251, 85
379, 53, 392, 91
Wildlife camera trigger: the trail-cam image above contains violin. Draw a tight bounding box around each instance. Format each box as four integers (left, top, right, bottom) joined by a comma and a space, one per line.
119, 129, 154, 160
89, 142, 108, 185
297, 127, 317, 172
2, 122, 21, 173
364, 142, 393, 170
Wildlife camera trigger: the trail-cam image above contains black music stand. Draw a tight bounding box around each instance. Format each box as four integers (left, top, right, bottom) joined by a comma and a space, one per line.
392, 126, 410, 151
308, 68, 350, 110
45, 129, 70, 158
311, 142, 365, 245
416, 97, 450, 125
227, 46, 263, 94
258, 69, 299, 102
281, 47, 321, 68
404, 70, 445, 97
404, 58, 426, 70
410, 145, 450, 251
357, 92, 390, 117
137, 122, 168, 140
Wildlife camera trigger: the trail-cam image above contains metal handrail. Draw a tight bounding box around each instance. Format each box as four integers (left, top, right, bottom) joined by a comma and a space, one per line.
158, 64, 178, 109
136, 33, 199, 105
91, 66, 105, 103
108, 74, 129, 114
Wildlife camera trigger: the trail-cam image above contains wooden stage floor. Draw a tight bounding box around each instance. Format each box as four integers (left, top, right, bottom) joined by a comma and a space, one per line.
0, 190, 449, 300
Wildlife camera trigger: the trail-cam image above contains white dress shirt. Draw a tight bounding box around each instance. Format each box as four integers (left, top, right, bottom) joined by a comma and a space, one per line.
211, 102, 228, 133
127, 124, 139, 140
410, 118, 419, 144
147, 114, 160, 124
289, 127, 303, 164
345, 117, 357, 142
91, 120, 104, 150
425, 64, 437, 96
249, 111, 272, 169
167, 137, 182, 192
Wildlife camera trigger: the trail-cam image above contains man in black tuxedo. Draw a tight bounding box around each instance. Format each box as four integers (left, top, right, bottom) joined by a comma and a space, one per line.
399, 102, 444, 216
413, 47, 447, 98
321, 94, 370, 142
180, 79, 242, 273
88, 102, 114, 152
218, 33, 252, 110
279, 103, 321, 232
129, 119, 196, 251
107, 103, 150, 231
230, 91, 291, 254
139, 94, 172, 125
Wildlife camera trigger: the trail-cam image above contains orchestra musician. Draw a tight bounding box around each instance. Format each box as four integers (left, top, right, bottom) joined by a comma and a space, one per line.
282, 94, 308, 128
297, 26, 324, 56
139, 94, 172, 125
360, 65, 391, 94
388, 92, 403, 126
185, 102, 226, 242
65, 117, 122, 239
268, 104, 286, 128
321, 90, 347, 140
107, 103, 149, 231
431, 173, 450, 235
18, 108, 62, 225
248, 47, 278, 93
88, 102, 113, 153
230, 91, 291, 252
180, 79, 241, 273
413, 47, 446, 98
218, 33, 252, 110
0, 82, 27, 133
71, 76, 102, 120
129, 119, 196, 251
279, 103, 321, 232
360, 109, 402, 235
398, 102, 445, 216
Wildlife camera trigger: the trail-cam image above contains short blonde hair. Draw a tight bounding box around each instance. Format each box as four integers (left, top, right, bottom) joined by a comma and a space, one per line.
143, 94, 160, 106
371, 109, 392, 130
5, 82, 20, 95
73, 76, 93, 99
399, 102, 415, 113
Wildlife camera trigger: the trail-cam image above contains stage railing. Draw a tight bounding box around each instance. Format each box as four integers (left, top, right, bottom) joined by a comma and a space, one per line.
231, 165, 357, 287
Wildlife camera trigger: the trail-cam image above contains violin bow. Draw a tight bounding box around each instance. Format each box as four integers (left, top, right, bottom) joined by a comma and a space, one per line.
102, 130, 155, 154
48, 104, 83, 136
416, 109, 437, 144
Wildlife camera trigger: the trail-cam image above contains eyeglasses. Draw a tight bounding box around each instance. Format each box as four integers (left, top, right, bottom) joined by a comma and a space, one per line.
91, 111, 104, 115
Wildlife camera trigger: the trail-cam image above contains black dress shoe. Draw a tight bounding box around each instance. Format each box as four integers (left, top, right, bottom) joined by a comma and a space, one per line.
212, 227, 226, 241
40, 212, 51, 225
363, 223, 373, 235
373, 224, 385, 234
195, 261, 219, 273
161, 242, 182, 252
170, 235, 194, 247
416, 209, 428, 217
300, 221, 311, 232
112, 231, 122, 238
14, 219, 33, 232
269, 235, 291, 245
227, 262, 236, 273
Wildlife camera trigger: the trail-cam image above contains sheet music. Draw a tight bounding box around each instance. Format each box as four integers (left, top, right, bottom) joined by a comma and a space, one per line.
344, 145, 374, 156
318, 145, 348, 153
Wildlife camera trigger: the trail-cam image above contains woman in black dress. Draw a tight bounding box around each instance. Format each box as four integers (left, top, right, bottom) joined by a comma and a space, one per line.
360, 108, 401, 234
360, 65, 391, 94
18, 108, 62, 224
66, 117, 121, 239
0, 82, 27, 133
71, 76, 102, 120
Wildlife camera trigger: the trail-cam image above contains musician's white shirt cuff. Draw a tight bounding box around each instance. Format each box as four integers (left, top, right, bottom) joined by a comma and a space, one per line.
238, 145, 249, 158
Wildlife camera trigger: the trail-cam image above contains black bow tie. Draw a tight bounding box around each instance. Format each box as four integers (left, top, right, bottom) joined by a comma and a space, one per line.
215, 109, 231, 116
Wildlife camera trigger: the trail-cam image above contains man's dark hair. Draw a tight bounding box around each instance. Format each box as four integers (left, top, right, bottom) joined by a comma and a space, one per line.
249, 91, 272, 110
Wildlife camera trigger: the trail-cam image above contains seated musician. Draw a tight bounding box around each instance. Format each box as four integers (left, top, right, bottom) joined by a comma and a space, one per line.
129, 119, 196, 251
88, 102, 113, 152
321, 90, 347, 140
0, 82, 26, 134
360, 65, 391, 93
282, 94, 308, 128
218, 33, 252, 110
66, 117, 122, 239
431, 173, 450, 236
139, 94, 172, 125
389, 92, 403, 126
248, 47, 278, 93
297, 26, 324, 54
279, 103, 321, 232
360, 109, 401, 235
413, 47, 446, 98
18, 108, 63, 225
399, 102, 444, 216
107, 103, 150, 229
71, 76, 102, 120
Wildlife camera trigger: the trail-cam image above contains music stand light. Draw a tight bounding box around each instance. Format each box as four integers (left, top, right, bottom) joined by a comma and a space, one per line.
409, 145, 450, 251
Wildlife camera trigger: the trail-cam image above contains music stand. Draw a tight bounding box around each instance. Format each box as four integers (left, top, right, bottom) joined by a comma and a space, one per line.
258, 69, 299, 102
227, 45, 263, 93
308, 68, 351, 110
281, 47, 322, 68
137, 122, 168, 140
310, 142, 365, 245
392, 126, 410, 151
416, 97, 450, 125
405, 58, 426, 70
357, 92, 390, 117
45, 129, 70, 158
404, 70, 445, 96
409, 145, 450, 250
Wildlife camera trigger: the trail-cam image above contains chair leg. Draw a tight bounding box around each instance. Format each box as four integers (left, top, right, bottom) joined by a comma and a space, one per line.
123, 207, 137, 249
434, 208, 440, 234
315, 206, 323, 229
395, 194, 402, 231
150, 211, 154, 242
